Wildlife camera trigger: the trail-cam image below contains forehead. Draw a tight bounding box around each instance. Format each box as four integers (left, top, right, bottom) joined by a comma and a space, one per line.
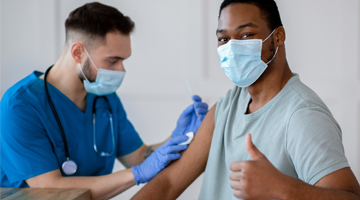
94, 31, 131, 57
218, 3, 268, 31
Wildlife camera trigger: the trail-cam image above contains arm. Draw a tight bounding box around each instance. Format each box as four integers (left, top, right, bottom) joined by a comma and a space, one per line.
131, 104, 216, 200
26, 136, 181, 200
229, 134, 360, 200
118, 138, 169, 168
282, 167, 360, 200
100, 96, 206, 190
119, 95, 208, 168
26, 168, 136, 200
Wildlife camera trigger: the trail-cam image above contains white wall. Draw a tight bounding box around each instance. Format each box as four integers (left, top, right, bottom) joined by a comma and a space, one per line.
1, 0, 359, 199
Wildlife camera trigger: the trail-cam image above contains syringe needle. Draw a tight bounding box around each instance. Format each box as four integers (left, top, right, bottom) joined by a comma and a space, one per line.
186, 80, 199, 119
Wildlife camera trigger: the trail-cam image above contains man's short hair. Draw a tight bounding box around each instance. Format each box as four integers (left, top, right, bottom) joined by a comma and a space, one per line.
65, 2, 134, 46
219, 0, 283, 31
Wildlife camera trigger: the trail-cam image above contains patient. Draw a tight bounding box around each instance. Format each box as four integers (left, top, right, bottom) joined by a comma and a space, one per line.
132, 0, 360, 199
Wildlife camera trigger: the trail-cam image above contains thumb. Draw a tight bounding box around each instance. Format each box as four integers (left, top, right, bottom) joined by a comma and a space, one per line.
245, 133, 265, 160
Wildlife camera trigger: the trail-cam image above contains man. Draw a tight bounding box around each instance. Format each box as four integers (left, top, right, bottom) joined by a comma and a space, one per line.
132, 0, 360, 199
0, 2, 208, 200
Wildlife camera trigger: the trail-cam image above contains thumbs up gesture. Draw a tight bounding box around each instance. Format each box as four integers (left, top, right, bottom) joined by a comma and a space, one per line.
229, 134, 286, 199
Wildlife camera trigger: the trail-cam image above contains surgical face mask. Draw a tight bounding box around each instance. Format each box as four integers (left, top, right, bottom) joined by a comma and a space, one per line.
78, 47, 125, 96
217, 29, 279, 87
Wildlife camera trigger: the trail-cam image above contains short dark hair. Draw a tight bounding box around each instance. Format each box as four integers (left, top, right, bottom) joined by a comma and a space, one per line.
219, 0, 283, 31
65, 2, 134, 44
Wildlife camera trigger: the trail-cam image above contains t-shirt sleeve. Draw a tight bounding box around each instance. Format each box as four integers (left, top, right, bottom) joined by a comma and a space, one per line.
114, 96, 143, 157
286, 106, 349, 185
0, 98, 59, 184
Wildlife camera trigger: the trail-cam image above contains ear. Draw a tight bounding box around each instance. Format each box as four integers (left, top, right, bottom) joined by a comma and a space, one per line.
70, 43, 85, 64
274, 26, 286, 47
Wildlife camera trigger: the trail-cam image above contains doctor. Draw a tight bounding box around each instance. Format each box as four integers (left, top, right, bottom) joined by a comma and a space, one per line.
0, 2, 208, 200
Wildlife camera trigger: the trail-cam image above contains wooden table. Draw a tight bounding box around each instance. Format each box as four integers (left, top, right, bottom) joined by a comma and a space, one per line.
0, 188, 91, 200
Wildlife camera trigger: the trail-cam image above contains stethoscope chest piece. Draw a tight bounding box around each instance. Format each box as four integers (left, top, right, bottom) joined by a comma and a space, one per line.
62, 159, 77, 175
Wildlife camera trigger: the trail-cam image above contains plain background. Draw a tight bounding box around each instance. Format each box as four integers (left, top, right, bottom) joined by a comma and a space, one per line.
1, 0, 359, 199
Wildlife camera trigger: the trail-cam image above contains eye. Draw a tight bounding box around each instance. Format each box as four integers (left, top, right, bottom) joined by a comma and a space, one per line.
241, 33, 254, 39
218, 37, 230, 46
218, 37, 229, 42
108, 60, 117, 64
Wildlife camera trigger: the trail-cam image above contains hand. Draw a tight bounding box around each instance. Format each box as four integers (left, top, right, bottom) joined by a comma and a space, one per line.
171, 95, 208, 138
132, 135, 189, 185
229, 134, 286, 200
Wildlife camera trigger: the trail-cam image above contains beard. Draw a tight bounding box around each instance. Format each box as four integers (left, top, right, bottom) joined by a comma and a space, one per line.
78, 58, 96, 82
266, 38, 276, 63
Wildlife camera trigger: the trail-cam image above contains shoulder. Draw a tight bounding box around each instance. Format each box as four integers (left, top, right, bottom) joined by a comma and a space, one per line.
285, 74, 330, 112
275, 75, 335, 128
219, 85, 242, 105
285, 103, 342, 160
216, 85, 243, 117
287, 106, 341, 135
1, 71, 43, 106
1, 71, 47, 132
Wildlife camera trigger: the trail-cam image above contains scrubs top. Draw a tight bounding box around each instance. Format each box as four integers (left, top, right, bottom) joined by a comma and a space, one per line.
0, 71, 143, 187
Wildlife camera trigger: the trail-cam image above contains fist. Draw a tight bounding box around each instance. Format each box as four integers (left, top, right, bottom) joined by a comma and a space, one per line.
229, 134, 285, 200
171, 95, 208, 138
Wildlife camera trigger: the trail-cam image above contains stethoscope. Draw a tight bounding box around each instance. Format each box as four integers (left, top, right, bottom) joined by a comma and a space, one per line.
44, 66, 115, 175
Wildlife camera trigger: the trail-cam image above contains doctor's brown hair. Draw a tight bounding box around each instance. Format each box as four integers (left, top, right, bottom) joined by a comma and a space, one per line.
65, 2, 134, 44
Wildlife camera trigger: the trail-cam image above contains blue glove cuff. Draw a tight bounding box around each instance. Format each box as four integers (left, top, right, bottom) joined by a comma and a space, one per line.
132, 166, 144, 185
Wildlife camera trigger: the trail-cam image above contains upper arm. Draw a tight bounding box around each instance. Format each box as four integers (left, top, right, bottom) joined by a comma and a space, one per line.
115, 96, 143, 157
132, 104, 216, 199
287, 107, 349, 184
1, 99, 59, 185
315, 167, 360, 197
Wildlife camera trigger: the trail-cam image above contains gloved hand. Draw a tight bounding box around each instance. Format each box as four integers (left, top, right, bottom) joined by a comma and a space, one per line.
132, 135, 188, 185
171, 95, 208, 138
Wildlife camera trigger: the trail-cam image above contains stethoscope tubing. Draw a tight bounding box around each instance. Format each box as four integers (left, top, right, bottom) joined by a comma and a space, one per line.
43, 66, 115, 175
44, 66, 78, 175
44, 66, 70, 159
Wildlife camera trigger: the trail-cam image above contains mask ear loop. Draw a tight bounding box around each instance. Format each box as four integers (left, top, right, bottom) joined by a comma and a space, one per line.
262, 28, 279, 65
263, 29, 277, 43
78, 46, 99, 82
83, 47, 99, 71
78, 63, 90, 81
266, 47, 279, 65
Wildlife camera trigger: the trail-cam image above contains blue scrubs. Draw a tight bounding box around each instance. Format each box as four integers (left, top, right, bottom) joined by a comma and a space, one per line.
0, 71, 143, 187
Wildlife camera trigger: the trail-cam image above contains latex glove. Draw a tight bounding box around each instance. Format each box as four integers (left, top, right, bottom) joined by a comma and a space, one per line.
132, 135, 188, 185
171, 95, 208, 138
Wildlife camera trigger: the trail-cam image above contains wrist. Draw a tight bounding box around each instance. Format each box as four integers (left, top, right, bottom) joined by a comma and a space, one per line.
275, 174, 297, 200
132, 166, 143, 185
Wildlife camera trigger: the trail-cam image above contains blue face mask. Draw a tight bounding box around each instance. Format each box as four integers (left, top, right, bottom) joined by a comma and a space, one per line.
217, 29, 278, 87
78, 47, 125, 96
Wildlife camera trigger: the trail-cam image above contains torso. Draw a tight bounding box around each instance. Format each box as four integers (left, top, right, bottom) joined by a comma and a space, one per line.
198, 74, 348, 200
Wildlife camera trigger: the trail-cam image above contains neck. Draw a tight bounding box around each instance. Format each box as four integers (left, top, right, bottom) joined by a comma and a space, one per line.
246, 53, 293, 114
46, 51, 87, 112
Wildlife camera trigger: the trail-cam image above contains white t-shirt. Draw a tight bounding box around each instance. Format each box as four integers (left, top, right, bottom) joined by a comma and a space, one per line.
198, 74, 349, 200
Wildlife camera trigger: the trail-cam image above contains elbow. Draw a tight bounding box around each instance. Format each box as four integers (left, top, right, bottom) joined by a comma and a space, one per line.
26, 174, 63, 189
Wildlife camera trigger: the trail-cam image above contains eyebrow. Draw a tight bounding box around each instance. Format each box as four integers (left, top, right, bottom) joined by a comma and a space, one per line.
107, 56, 126, 60
216, 22, 259, 34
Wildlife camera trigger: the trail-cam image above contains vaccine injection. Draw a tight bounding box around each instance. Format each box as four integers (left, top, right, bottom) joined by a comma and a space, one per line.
186, 80, 200, 119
